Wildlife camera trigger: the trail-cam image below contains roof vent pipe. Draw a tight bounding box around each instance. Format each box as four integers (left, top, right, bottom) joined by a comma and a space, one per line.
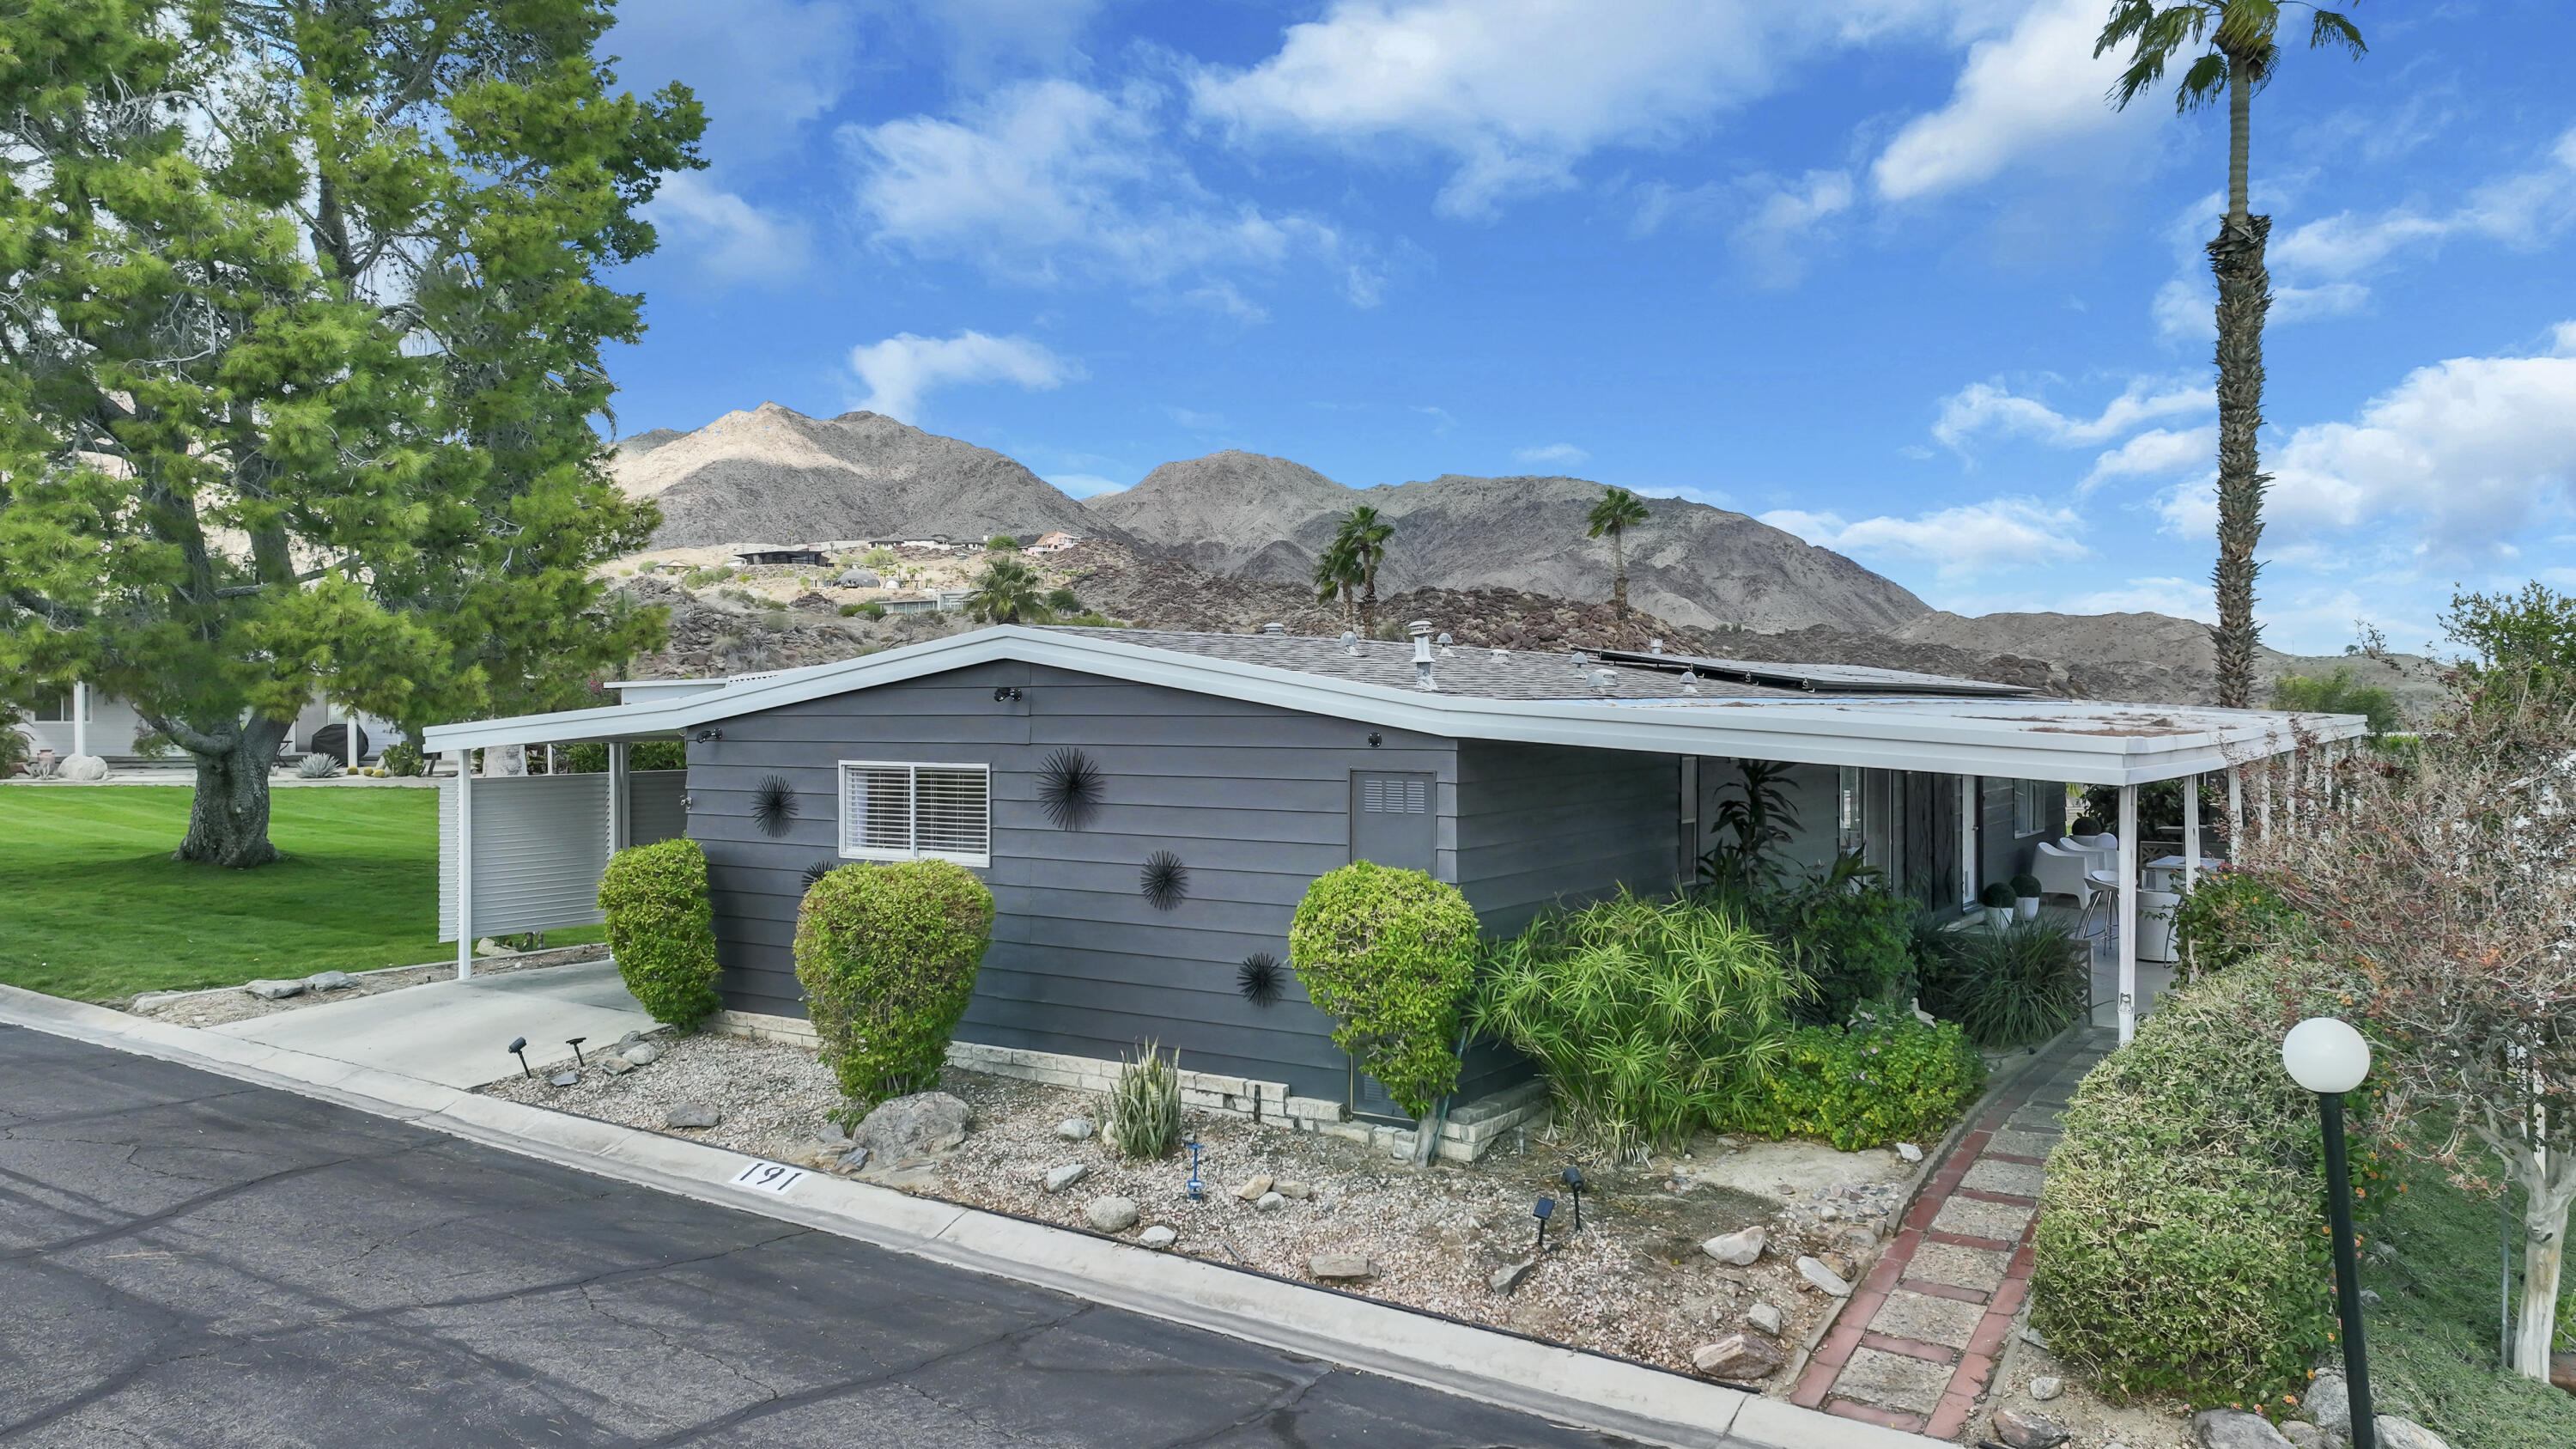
1649, 638, 1665, 654
1261, 622, 1285, 636
1409, 620, 1437, 691
1340, 630, 1360, 655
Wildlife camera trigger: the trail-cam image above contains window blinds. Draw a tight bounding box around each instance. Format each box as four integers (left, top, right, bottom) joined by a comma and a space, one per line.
839, 762, 988, 865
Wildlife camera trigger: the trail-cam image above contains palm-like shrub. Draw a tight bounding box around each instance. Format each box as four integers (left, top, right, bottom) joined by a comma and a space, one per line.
1099, 1042, 1182, 1160
1724, 852, 1913, 1026
1917, 913, 2090, 1048
964, 557, 1050, 624
598, 837, 723, 1029
795, 859, 995, 1111
1288, 862, 1479, 1118
1476, 890, 1802, 1160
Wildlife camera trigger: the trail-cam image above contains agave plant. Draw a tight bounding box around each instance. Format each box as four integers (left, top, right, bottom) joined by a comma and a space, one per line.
1098, 1042, 1182, 1160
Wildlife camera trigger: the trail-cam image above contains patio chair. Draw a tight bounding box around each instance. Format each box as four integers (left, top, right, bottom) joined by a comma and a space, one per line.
2031, 840, 2094, 902
2079, 868, 2121, 938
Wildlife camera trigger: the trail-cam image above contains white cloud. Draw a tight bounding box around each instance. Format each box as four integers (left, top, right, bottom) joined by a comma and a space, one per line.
2257, 325, 2576, 555
848, 80, 1349, 311
1933, 376, 2211, 452
1515, 442, 1591, 467
1733, 170, 1855, 287
1188, 0, 1947, 218
1870, 0, 2140, 202
609, 0, 862, 166
2061, 575, 2215, 621
2081, 425, 2215, 490
848, 331, 1084, 423
1761, 497, 2087, 579
2272, 128, 2576, 278
650, 174, 811, 283
1043, 472, 1130, 498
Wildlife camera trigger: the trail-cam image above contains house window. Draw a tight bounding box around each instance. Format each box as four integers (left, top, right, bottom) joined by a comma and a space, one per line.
32, 691, 71, 721
2011, 779, 2054, 837
838, 761, 990, 867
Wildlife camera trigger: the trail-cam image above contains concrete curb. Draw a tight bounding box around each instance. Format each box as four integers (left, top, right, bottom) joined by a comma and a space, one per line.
0, 985, 1936, 1449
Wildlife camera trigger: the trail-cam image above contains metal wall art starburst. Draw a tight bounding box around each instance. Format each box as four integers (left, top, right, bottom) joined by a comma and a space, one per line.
1036, 747, 1103, 830
750, 775, 799, 837
1236, 951, 1285, 1007
1139, 850, 1188, 910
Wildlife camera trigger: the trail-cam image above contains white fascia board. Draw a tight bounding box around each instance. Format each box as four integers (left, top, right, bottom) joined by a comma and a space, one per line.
421, 626, 2366, 784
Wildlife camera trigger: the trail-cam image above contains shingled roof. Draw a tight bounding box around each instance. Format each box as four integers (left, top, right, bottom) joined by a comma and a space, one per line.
1041, 627, 1808, 702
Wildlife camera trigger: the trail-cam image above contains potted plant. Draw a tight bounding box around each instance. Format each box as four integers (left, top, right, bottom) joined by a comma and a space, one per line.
2011, 873, 2044, 920
2069, 815, 2104, 840
1979, 880, 2017, 929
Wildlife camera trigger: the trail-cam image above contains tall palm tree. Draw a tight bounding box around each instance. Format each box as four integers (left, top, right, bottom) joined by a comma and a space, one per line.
965, 557, 1050, 624
1330, 505, 1395, 636
2096, 2, 2365, 709
1311, 536, 1361, 630
1586, 486, 1650, 642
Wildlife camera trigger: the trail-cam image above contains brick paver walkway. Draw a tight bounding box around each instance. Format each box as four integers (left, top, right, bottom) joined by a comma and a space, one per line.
1787, 1027, 2113, 1439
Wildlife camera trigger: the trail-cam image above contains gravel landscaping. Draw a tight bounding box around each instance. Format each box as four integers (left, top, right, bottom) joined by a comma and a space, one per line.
480, 1028, 1930, 1390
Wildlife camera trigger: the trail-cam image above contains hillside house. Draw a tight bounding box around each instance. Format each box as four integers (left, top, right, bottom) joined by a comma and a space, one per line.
423, 625, 2358, 1153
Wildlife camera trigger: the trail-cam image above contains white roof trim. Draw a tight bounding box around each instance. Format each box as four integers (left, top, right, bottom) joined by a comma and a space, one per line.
422, 626, 2366, 786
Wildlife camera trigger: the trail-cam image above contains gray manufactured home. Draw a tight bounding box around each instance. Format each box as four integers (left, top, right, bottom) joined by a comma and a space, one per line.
425, 624, 2361, 1136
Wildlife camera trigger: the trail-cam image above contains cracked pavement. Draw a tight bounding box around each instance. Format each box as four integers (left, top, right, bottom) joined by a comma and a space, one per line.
0, 1028, 1643, 1447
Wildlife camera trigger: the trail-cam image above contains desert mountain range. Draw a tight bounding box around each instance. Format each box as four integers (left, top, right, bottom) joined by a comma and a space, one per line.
611, 404, 2443, 712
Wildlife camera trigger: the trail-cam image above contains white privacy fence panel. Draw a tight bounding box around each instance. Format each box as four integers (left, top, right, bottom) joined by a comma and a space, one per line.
440, 772, 613, 941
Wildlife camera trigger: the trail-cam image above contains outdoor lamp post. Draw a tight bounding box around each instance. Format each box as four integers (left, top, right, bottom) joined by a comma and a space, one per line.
1561, 1166, 1587, 1231
2282, 1016, 2376, 1449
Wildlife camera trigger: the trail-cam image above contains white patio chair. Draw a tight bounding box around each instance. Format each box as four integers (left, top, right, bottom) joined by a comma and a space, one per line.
2079, 868, 2121, 938
2031, 841, 2093, 902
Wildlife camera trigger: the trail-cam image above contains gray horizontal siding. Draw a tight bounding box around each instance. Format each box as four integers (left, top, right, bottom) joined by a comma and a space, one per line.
687, 656, 1455, 1103
627, 769, 688, 845
1455, 740, 1678, 934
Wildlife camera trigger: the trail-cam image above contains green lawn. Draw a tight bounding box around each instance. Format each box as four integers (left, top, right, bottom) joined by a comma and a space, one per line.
2361, 1145, 2576, 1449
0, 786, 595, 1002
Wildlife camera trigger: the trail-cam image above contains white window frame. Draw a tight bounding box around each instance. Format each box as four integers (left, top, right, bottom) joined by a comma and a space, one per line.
837, 760, 991, 868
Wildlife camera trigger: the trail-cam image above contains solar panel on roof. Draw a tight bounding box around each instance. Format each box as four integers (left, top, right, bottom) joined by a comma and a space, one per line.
1593, 648, 2035, 697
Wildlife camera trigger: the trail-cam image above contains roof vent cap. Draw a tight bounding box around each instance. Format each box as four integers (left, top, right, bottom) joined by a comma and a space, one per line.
1489, 647, 1506, 658
1261, 622, 1285, 636
1406, 619, 1432, 638
1340, 630, 1360, 655
1648, 638, 1665, 654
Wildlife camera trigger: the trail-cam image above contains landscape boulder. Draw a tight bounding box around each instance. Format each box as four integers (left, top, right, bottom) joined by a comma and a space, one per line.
851, 1091, 969, 1160
1043, 1163, 1089, 1194
1490, 1258, 1534, 1294
1139, 1226, 1177, 1249
2193, 1409, 2293, 1449
1746, 1302, 1783, 1336
2306, 1372, 2350, 1443
1309, 1253, 1374, 1282
665, 1103, 721, 1129
1234, 1174, 1273, 1202
2369, 1419, 2450, 1449
304, 971, 358, 992
57, 754, 110, 782
1055, 1117, 1095, 1141
244, 979, 306, 1002
1085, 1196, 1139, 1232
1992, 1407, 2070, 1449
1691, 1334, 1784, 1380
1702, 1226, 1766, 1266
2280, 1423, 2321, 1449
1795, 1255, 1853, 1296
622, 1042, 662, 1066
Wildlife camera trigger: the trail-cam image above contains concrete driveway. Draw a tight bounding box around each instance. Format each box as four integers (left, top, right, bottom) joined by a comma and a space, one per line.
0, 1026, 1632, 1448
201, 959, 657, 1088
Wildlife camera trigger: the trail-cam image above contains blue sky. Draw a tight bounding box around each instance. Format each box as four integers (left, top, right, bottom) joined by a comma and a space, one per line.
598, 0, 2576, 655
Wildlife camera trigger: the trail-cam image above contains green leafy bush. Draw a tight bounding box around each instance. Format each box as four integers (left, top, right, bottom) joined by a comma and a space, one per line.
1980, 880, 2017, 910
1099, 1042, 1182, 1160
1289, 861, 1480, 1118
380, 740, 426, 776
2271, 666, 2401, 736
2010, 873, 2043, 898
1727, 1016, 1984, 1150
795, 859, 995, 1111
1917, 914, 2090, 1048
1721, 854, 1915, 1027
2031, 959, 2352, 1406
1477, 890, 1801, 1157
562, 740, 687, 772
598, 837, 724, 1029
840, 601, 885, 619
2172, 869, 2312, 974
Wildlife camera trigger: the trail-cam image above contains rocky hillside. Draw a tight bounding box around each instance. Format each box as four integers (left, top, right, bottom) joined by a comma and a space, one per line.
613, 404, 1101, 549
1086, 451, 1928, 635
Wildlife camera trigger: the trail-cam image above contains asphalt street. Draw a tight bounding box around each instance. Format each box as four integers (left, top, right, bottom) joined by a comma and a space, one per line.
0, 1026, 1642, 1448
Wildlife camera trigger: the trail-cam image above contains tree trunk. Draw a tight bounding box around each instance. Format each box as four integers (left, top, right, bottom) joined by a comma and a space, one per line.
2512, 1150, 2576, 1380
175, 717, 292, 868
2208, 55, 2270, 711
1359, 568, 1379, 638
1610, 531, 1631, 639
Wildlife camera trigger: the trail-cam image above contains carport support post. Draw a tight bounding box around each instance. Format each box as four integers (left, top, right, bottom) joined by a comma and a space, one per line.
2227, 769, 2244, 860
2117, 782, 2139, 1045
456, 758, 474, 982
71, 679, 87, 760
2182, 773, 2201, 893
607, 741, 629, 853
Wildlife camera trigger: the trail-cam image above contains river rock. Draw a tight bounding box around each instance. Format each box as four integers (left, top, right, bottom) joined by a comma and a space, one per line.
1055, 1117, 1095, 1140
1309, 1252, 1373, 1281
1234, 1174, 1274, 1201
1692, 1333, 1784, 1380
602, 1056, 635, 1075
2281, 1423, 2322, 1449
1746, 1301, 1784, 1336
1043, 1163, 1089, 1193
304, 970, 358, 991
2370, 1419, 2450, 1449
1993, 1407, 2071, 1449
244, 979, 307, 1001
1139, 1225, 1176, 1249
2306, 1372, 2350, 1442
2193, 1409, 2294, 1449
1085, 1196, 1139, 1232
1702, 1226, 1766, 1265
1795, 1255, 1853, 1296
2028, 1375, 2063, 1402
1255, 1190, 1285, 1212
622, 1041, 661, 1066
1896, 1142, 1924, 1162
1490, 1257, 1534, 1294
665, 1103, 721, 1129
851, 1091, 969, 1159
1275, 1181, 1312, 1199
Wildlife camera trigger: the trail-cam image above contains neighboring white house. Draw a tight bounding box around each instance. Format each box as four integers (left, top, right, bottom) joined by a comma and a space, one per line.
1027, 531, 1081, 554
15, 683, 394, 764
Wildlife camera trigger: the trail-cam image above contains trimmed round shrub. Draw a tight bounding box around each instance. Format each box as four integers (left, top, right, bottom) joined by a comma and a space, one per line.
1980, 880, 2018, 910
795, 859, 995, 1111
598, 837, 724, 1030
1288, 861, 1480, 1118
1479, 889, 1801, 1157
2031, 957, 2350, 1406
2010, 873, 2043, 898
1728, 1016, 1985, 1151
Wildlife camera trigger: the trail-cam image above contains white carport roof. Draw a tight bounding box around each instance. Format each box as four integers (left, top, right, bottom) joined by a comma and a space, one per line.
424, 625, 2363, 787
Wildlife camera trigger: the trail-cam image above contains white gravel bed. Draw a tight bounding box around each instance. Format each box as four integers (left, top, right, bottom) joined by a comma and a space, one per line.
477, 1031, 1928, 1388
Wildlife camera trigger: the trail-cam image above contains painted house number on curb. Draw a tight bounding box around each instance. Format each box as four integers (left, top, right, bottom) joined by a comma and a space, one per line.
731, 1161, 806, 1194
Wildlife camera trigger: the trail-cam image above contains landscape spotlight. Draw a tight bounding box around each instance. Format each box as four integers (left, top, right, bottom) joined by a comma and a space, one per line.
507, 1037, 532, 1078
1533, 1196, 1555, 1256
566, 1036, 587, 1068
1184, 1135, 1204, 1201
2282, 1016, 2377, 1449
1560, 1166, 1587, 1231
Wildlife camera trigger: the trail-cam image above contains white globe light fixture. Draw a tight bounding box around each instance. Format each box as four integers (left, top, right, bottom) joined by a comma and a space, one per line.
2284, 1015, 2379, 1449
2281, 1016, 2372, 1094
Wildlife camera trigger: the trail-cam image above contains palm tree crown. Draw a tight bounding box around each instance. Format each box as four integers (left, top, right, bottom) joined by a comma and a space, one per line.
2096, 0, 2363, 709
965, 557, 1050, 624
1311, 536, 1361, 628
1328, 505, 1395, 635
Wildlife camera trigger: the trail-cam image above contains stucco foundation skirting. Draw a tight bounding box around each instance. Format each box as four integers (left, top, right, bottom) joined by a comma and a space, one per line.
3, 986, 1932, 1449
